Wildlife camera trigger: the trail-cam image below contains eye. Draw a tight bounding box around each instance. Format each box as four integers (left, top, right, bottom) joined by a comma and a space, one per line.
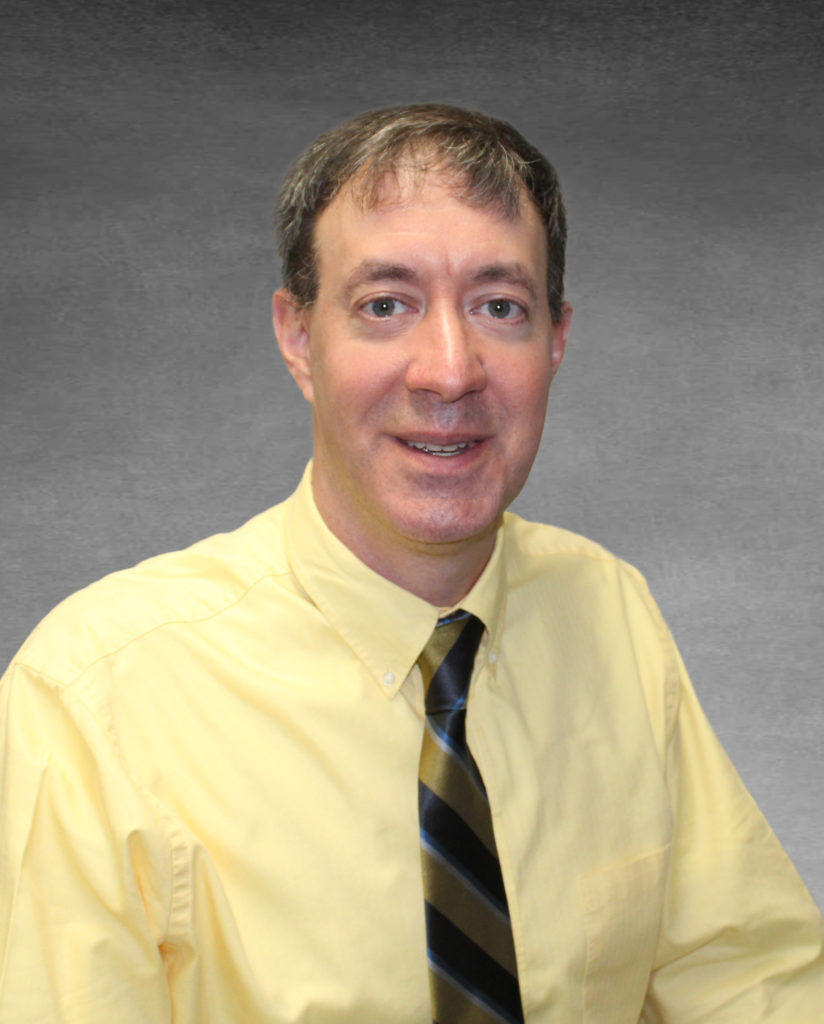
363, 297, 410, 318
479, 298, 525, 321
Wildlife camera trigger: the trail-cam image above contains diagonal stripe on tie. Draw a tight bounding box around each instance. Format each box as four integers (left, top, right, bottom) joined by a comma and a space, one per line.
419, 720, 497, 853
421, 837, 518, 973
418, 610, 524, 1024
419, 782, 508, 912
426, 903, 524, 1024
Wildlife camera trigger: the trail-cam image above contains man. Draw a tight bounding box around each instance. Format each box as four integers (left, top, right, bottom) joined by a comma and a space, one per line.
1, 105, 822, 1022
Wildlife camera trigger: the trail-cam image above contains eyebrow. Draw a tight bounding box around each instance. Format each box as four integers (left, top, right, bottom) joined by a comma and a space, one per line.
339, 259, 539, 302
340, 261, 422, 301
470, 263, 538, 300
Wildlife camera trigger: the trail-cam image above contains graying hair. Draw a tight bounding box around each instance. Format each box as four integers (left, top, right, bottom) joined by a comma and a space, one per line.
276, 104, 567, 323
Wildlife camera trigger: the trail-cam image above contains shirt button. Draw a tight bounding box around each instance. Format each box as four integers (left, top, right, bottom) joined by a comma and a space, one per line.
382, 671, 395, 687
488, 651, 498, 665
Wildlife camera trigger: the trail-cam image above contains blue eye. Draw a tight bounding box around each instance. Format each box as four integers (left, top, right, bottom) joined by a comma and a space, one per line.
484, 299, 521, 320
367, 298, 402, 317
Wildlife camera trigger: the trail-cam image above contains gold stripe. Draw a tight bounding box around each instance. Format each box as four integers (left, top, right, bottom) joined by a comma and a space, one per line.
422, 847, 519, 975
419, 730, 497, 853
419, 616, 468, 692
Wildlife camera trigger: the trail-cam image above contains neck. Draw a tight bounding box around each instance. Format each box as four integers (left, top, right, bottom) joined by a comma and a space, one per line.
363, 532, 497, 607
313, 489, 497, 608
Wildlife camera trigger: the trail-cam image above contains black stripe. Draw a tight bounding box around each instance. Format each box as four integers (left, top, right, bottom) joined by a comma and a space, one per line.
419, 781, 508, 912
426, 902, 524, 1022
426, 615, 485, 713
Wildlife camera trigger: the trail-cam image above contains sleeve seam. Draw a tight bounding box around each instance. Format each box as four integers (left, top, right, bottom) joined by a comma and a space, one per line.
37, 669, 188, 950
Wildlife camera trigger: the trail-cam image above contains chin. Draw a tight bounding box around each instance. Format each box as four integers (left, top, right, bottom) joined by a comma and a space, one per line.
387, 497, 503, 549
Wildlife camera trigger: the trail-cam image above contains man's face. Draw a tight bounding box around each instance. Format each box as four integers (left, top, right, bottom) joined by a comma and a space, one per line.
274, 170, 571, 580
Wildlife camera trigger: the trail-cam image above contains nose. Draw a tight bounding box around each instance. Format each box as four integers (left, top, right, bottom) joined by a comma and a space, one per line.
405, 304, 487, 402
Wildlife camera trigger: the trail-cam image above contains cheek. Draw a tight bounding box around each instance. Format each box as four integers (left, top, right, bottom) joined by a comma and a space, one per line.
311, 355, 388, 440
507, 363, 552, 427
309, 349, 354, 413
316, 340, 390, 394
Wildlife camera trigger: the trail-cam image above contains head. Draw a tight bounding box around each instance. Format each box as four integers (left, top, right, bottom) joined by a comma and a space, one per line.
273, 104, 572, 603
277, 103, 567, 325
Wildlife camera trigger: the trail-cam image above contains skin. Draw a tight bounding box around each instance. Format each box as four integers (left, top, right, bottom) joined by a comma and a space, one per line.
273, 169, 572, 606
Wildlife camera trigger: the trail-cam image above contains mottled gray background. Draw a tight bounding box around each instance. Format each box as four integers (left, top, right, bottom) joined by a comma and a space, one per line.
3, 0, 822, 903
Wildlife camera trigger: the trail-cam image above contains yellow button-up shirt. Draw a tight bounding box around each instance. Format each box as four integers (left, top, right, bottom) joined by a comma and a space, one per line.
1, 465, 822, 1022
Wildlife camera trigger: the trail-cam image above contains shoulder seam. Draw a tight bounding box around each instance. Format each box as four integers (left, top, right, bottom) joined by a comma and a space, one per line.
615, 560, 682, 742
16, 568, 295, 691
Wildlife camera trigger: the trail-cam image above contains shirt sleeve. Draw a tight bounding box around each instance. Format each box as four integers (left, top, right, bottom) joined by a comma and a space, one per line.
0, 661, 176, 1023
642, 630, 824, 1021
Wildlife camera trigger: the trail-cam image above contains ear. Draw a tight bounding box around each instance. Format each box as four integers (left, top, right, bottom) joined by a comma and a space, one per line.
549, 302, 573, 380
272, 289, 315, 403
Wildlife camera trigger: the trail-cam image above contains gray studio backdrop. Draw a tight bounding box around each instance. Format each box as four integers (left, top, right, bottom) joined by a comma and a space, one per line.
4, 0, 823, 904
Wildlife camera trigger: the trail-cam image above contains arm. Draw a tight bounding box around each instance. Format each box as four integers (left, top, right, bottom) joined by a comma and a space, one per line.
642, 639, 824, 1022
0, 662, 174, 1023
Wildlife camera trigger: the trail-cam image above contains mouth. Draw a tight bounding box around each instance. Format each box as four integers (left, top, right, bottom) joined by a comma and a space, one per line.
404, 440, 479, 457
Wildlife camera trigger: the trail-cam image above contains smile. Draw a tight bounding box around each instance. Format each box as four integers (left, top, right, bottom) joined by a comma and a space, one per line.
405, 441, 477, 457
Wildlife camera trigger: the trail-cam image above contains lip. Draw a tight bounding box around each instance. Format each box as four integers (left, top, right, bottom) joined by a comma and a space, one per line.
393, 435, 490, 466
395, 432, 488, 447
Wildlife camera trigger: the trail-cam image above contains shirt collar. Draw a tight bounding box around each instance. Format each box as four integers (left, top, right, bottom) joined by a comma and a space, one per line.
284, 463, 507, 698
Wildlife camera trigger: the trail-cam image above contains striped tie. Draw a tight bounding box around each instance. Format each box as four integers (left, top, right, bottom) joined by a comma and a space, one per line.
418, 610, 524, 1024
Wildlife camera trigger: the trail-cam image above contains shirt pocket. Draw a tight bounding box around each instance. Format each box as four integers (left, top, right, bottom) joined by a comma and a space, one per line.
579, 846, 670, 1024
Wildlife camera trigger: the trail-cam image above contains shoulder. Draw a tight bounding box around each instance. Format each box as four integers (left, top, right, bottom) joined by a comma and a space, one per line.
10, 501, 292, 687
502, 511, 651, 595
501, 512, 667, 622
501, 511, 680, 732
501, 511, 675, 671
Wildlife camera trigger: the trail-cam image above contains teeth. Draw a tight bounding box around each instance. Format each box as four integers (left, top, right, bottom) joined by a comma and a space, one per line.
406, 441, 474, 456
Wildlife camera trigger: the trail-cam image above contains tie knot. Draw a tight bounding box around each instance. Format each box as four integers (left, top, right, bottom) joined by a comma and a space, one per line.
418, 610, 485, 715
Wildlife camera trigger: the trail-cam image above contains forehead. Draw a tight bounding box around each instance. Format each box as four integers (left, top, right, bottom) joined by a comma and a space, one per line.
312, 169, 547, 292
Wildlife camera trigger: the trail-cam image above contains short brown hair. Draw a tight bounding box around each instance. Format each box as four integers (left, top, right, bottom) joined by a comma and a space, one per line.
276, 104, 568, 324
